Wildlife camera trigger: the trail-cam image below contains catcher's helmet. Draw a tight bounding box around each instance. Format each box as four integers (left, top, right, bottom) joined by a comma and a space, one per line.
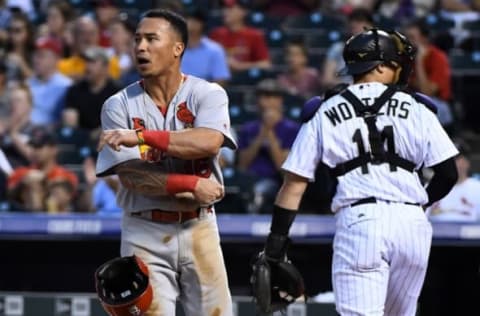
95, 256, 153, 316
341, 28, 416, 85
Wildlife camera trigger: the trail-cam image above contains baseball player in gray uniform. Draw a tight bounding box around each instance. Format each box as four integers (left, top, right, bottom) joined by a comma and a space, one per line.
257, 29, 459, 316
95, 9, 236, 316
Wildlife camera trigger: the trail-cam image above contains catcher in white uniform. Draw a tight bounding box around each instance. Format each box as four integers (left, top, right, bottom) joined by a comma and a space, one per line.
256, 28, 459, 316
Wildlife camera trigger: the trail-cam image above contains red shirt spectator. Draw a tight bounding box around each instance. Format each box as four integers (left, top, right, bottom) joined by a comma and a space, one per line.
405, 19, 452, 101
412, 44, 451, 101
210, 26, 269, 63
210, 0, 271, 71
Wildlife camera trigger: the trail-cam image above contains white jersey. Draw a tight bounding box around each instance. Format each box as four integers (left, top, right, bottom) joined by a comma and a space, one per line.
283, 82, 458, 212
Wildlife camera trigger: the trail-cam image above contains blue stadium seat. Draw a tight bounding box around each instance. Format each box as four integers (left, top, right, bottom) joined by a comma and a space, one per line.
229, 104, 257, 126
449, 51, 480, 75
425, 14, 455, 33
247, 11, 283, 30
306, 30, 342, 49
372, 14, 397, 30
463, 20, 480, 31
229, 68, 275, 86
284, 12, 345, 33
266, 28, 286, 48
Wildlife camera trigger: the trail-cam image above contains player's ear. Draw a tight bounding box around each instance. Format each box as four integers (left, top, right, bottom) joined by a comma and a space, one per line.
173, 41, 184, 58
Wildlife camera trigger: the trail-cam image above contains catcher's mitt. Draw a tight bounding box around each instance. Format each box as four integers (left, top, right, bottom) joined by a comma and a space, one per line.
250, 234, 305, 314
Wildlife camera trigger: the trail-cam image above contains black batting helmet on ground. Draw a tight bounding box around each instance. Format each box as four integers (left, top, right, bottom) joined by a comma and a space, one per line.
340, 28, 416, 85
95, 255, 153, 316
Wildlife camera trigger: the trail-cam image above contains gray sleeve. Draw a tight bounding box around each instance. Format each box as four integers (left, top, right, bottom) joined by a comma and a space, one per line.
194, 83, 238, 149
96, 96, 141, 177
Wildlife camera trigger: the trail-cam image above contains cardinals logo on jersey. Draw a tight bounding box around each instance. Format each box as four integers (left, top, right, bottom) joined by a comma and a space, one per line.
176, 102, 195, 128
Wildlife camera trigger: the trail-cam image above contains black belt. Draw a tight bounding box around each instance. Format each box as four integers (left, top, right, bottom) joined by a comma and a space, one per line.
350, 197, 420, 208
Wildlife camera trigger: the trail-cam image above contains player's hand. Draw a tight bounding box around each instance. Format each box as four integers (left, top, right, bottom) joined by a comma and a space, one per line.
97, 129, 139, 152
192, 178, 224, 205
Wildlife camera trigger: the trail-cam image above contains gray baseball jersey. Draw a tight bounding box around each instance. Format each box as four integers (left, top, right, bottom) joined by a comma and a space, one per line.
96, 75, 237, 212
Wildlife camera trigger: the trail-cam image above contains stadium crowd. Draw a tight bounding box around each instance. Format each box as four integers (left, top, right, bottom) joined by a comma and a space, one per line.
0, 0, 479, 221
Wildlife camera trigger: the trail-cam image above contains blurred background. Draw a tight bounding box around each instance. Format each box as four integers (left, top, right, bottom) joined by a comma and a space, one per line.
0, 0, 480, 315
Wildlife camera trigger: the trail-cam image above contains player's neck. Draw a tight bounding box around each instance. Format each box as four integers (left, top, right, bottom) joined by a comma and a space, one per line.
143, 72, 185, 106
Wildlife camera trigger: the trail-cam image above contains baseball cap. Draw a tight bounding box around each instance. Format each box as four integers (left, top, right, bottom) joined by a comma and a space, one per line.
35, 36, 62, 56
223, 0, 250, 9
82, 46, 109, 63
28, 126, 57, 147
256, 79, 283, 96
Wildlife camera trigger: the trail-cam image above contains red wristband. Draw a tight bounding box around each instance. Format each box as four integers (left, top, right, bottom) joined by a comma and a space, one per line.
143, 130, 170, 151
166, 174, 199, 194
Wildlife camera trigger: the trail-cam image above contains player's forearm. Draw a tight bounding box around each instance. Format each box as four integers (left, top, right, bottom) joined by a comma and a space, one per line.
114, 160, 199, 197
143, 128, 224, 160
274, 172, 308, 210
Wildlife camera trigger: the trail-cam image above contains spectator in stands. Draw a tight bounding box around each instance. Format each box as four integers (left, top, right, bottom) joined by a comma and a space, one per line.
44, 0, 75, 57
64, 46, 120, 134
7, 126, 78, 212
321, 8, 373, 89
440, 0, 480, 47
28, 36, 73, 126
0, 61, 9, 117
0, 84, 35, 168
277, 39, 322, 99
406, 19, 452, 102
80, 156, 121, 214
404, 19, 454, 129
3, 10, 34, 83
237, 79, 300, 213
91, 0, 120, 48
429, 139, 480, 222
106, 13, 136, 79
375, 0, 436, 21
210, 0, 271, 72
58, 15, 121, 81
182, 7, 231, 85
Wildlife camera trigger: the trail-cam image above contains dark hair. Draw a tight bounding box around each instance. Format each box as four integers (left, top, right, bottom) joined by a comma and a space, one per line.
113, 12, 137, 35
47, 0, 75, 22
406, 18, 430, 38
348, 8, 374, 25
141, 9, 188, 57
285, 38, 308, 57
6, 11, 35, 62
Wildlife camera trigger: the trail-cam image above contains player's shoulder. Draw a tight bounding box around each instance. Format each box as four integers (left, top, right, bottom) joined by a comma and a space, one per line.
301, 83, 349, 122
185, 75, 227, 97
101, 81, 142, 112
396, 88, 438, 114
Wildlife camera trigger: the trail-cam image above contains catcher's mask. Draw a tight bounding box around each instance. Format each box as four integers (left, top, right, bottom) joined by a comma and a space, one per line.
95, 255, 153, 316
340, 28, 416, 86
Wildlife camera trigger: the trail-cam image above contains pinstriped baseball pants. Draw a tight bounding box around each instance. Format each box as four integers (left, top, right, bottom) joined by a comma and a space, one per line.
332, 201, 432, 316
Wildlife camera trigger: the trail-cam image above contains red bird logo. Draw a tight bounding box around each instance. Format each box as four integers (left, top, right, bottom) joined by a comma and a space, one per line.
176, 102, 195, 128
